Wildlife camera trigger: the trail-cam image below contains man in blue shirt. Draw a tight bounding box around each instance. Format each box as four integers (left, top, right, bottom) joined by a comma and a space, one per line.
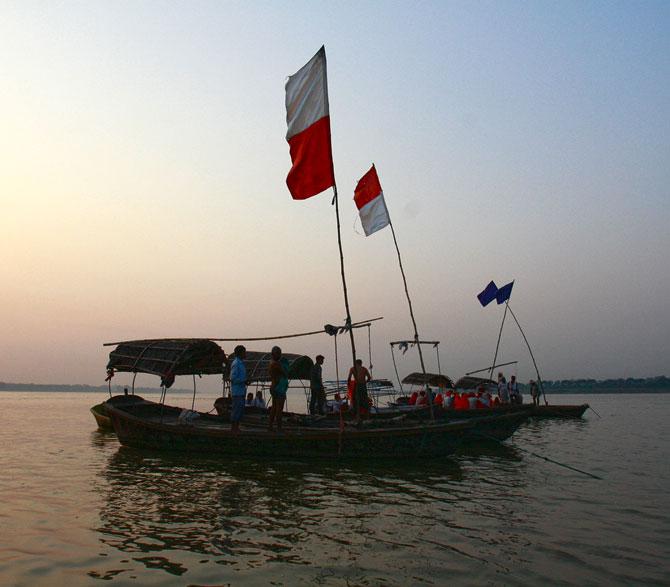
230, 345, 247, 433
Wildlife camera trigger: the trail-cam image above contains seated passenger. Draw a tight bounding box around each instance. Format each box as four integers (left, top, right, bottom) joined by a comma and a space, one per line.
434, 393, 444, 405
327, 393, 348, 413
408, 391, 419, 405
252, 390, 266, 409
467, 393, 477, 409
245, 392, 254, 406
416, 390, 428, 406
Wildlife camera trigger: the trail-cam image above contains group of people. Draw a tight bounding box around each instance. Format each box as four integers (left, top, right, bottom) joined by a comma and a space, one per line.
497, 372, 541, 406
228, 348, 375, 432
229, 344, 290, 433
408, 388, 495, 409
228, 349, 542, 430
309, 355, 372, 420
404, 372, 542, 410
245, 391, 266, 409
496, 373, 522, 404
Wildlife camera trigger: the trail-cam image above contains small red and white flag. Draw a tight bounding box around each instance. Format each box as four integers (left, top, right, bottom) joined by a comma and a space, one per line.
285, 46, 335, 200
354, 165, 390, 236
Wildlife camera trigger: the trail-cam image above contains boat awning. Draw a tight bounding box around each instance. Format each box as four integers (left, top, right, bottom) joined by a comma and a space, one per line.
224, 351, 314, 382
401, 372, 454, 388
454, 376, 496, 391
106, 339, 227, 388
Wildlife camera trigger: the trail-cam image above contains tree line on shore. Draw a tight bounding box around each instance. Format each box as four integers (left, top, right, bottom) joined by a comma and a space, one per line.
1, 376, 669, 393
527, 375, 670, 392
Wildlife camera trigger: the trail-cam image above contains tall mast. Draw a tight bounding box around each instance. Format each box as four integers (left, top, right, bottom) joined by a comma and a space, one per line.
332, 184, 357, 366
388, 219, 434, 420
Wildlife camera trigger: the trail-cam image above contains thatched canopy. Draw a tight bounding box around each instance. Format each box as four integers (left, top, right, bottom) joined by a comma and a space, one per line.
224, 351, 314, 382
107, 339, 226, 388
454, 376, 496, 391
401, 372, 454, 388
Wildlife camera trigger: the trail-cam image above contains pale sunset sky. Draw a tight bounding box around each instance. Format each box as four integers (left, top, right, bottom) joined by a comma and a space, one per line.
1, 1, 668, 388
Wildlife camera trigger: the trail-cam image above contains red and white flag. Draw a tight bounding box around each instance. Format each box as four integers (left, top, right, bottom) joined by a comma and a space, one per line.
285, 46, 335, 200
354, 165, 390, 236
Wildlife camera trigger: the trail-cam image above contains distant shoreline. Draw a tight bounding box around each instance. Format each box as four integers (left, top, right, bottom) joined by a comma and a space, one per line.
0, 383, 192, 394
1, 382, 669, 394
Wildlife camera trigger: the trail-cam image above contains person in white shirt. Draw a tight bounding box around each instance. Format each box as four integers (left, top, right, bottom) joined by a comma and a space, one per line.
508, 375, 521, 404
327, 392, 347, 413
497, 373, 510, 404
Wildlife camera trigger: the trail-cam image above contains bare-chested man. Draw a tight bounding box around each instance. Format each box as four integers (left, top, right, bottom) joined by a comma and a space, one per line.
347, 359, 371, 422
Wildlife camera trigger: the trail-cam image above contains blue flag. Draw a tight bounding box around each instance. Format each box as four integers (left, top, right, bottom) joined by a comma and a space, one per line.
496, 281, 514, 304
477, 281, 498, 307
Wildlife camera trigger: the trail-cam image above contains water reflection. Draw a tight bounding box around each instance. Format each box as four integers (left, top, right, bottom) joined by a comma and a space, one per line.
93, 442, 538, 582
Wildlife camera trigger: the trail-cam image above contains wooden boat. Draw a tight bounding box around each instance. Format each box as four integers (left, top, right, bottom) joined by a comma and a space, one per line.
91, 393, 147, 430
387, 373, 589, 420
400, 403, 590, 420
105, 397, 529, 458
213, 399, 588, 428
531, 404, 589, 418
91, 402, 112, 430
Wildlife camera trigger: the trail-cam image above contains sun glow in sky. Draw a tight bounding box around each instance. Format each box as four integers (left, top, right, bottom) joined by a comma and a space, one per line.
1, 1, 669, 387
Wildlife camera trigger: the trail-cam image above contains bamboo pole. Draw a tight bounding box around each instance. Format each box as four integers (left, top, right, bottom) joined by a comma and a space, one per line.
488, 301, 509, 389
466, 360, 518, 376
388, 219, 434, 420
332, 184, 357, 368
506, 304, 548, 406
102, 317, 383, 347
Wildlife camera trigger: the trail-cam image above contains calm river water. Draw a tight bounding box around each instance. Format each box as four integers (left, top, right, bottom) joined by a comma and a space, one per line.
1, 391, 668, 586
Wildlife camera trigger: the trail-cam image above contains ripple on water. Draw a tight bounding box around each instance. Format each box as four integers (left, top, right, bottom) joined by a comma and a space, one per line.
1, 392, 670, 586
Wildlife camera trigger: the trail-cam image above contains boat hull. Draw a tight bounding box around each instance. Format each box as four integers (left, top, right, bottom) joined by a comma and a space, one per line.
106, 400, 528, 459
530, 404, 589, 418
91, 394, 147, 430
91, 403, 113, 430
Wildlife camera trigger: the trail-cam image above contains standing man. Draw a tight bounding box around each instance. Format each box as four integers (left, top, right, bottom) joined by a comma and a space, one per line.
268, 345, 289, 432
230, 345, 247, 433
309, 354, 326, 415
508, 375, 521, 404
529, 380, 540, 407
347, 359, 371, 422
497, 372, 509, 404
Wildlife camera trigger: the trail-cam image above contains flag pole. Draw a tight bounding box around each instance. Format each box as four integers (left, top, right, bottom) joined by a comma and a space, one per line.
388, 218, 435, 420
332, 184, 357, 368
488, 301, 509, 387
506, 304, 548, 405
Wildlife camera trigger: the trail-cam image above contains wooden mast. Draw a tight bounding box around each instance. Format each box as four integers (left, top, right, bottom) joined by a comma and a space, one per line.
388, 218, 435, 420
332, 184, 357, 367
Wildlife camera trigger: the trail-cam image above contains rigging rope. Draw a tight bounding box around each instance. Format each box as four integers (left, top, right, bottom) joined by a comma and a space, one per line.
367, 324, 373, 376
390, 344, 404, 396
103, 317, 383, 346
334, 333, 341, 396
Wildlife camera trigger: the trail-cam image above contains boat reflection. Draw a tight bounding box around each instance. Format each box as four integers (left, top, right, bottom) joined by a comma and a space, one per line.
94, 438, 538, 579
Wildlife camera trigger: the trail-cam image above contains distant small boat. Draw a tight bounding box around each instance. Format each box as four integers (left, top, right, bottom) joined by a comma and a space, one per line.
91, 394, 147, 430
530, 404, 589, 418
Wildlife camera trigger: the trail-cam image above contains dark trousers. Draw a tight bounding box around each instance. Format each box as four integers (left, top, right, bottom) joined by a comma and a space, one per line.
310, 389, 325, 415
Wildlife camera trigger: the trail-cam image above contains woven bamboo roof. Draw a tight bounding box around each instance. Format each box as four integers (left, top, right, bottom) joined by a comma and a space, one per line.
454, 376, 496, 391
106, 339, 227, 388
401, 372, 454, 388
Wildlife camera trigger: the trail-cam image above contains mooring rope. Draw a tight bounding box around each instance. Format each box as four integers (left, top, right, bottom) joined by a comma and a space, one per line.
475, 432, 602, 480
